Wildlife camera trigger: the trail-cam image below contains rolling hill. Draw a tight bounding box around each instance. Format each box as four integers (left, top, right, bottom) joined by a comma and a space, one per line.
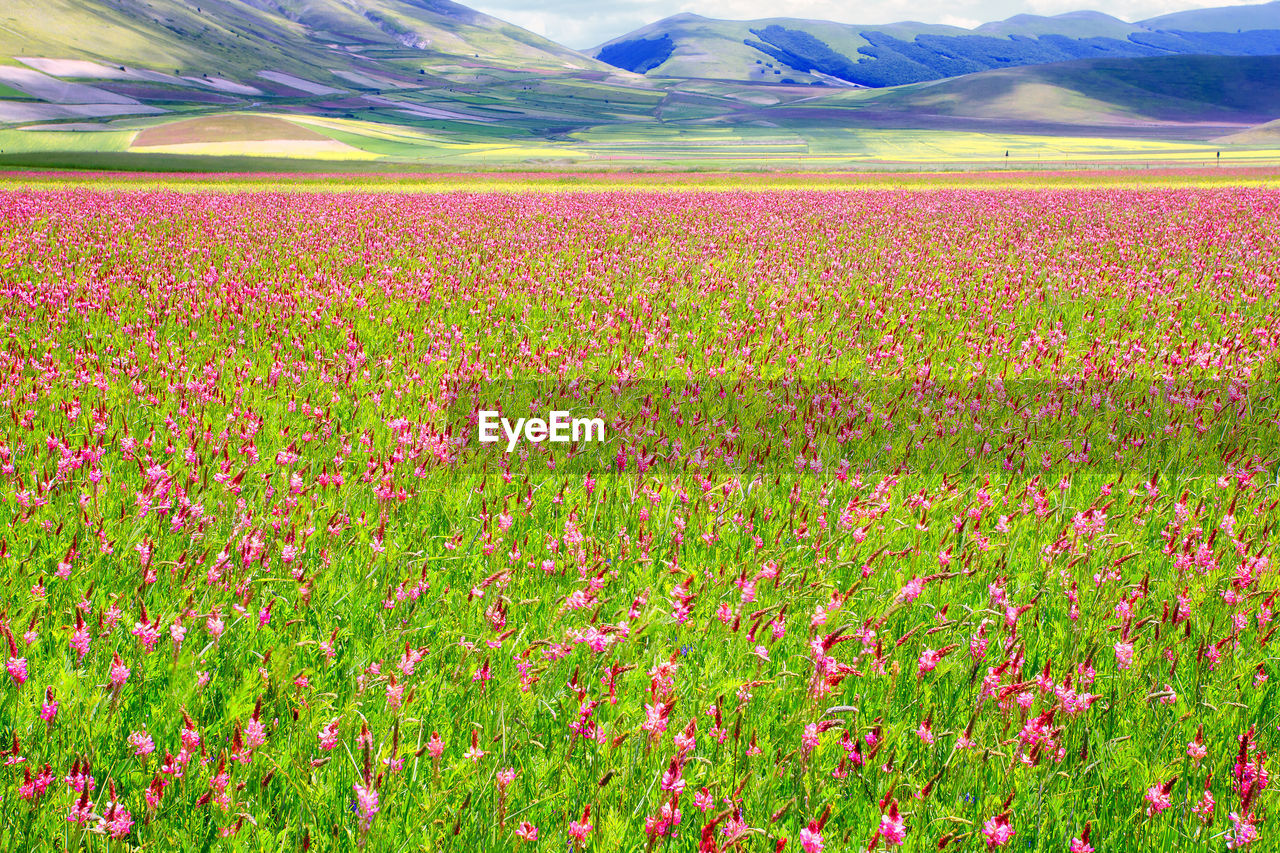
593, 1, 1280, 87
0, 0, 606, 99
0, 0, 661, 149
830, 55, 1280, 126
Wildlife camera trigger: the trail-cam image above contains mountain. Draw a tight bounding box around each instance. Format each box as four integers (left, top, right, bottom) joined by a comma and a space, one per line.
0, 0, 604, 86
1142, 2, 1280, 30
816, 55, 1280, 127
0, 0, 653, 136
592, 1, 1280, 86
1215, 116, 1280, 143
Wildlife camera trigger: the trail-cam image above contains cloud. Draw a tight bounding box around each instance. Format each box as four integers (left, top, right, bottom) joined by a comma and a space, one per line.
467, 0, 1260, 49
497, 10, 551, 36
469, 0, 672, 48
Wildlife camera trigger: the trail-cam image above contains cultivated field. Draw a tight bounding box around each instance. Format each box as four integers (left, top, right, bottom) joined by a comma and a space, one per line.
0, 171, 1277, 852
4, 116, 1280, 172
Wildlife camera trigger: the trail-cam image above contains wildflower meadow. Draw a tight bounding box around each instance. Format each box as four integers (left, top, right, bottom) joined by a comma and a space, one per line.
1, 175, 1278, 851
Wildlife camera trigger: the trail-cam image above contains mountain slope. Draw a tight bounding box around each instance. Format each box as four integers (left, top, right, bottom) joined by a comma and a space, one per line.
1214, 117, 1280, 143
1141, 2, 1280, 31
593, 1, 1280, 86
0, 0, 604, 85
0, 0, 640, 136
827, 55, 1280, 125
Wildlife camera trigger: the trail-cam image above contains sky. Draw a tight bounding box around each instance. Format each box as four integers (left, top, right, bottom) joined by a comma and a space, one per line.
466, 0, 1259, 48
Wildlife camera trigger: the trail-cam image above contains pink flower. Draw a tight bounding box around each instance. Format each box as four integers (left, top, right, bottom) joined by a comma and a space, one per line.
353, 782, 379, 830
1145, 778, 1175, 816
801, 723, 820, 756
427, 731, 444, 759
879, 801, 906, 847
181, 716, 202, 752
128, 730, 155, 757
386, 678, 405, 710
660, 760, 684, 794
916, 649, 940, 677
69, 626, 90, 663
1227, 811, 1258, 849
569, 804, 593, 844
145, 775, 166, 808
982, 813, 1014, 849
319, 720, 339, 751
244, 717, 266, 750
6, 656, 28, 686
40, 688, 57, 723
1070, 822, 1093, 853
131, 618, 161, 652
673, 725, 696, 757
644, 800, 683, 839
1113, 641, 1134, 670
464, 730, 485, 763
1193, 787, 1215, 822
516, 821, 538, 841
898, 577, 925, 603
103, 803, 134, 839
67, 796, 94, 825
800, 820, 825, 853
108, 654, 130, 691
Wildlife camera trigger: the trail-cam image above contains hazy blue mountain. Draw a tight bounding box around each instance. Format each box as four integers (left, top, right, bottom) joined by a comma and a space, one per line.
593, 1, 1280, 86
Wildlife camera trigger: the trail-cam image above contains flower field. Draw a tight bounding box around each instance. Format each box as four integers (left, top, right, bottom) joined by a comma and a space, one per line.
1, 177, 1279, 851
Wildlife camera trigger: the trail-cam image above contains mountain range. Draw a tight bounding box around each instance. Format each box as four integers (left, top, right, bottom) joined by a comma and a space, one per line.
0, 0, 1277, 168
593, 4, 1280, 85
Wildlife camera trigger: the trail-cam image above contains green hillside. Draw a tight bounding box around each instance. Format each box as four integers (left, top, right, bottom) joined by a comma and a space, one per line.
1215, 118, 1280, 144
834, 55, 1280, 125
0, 0, 656, 152
0, 0, 606, 83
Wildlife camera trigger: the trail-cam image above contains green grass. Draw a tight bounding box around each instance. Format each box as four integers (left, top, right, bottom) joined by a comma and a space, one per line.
0, 127, 135, 154
0, 176, 1276, 853
0, 150, 388, 172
